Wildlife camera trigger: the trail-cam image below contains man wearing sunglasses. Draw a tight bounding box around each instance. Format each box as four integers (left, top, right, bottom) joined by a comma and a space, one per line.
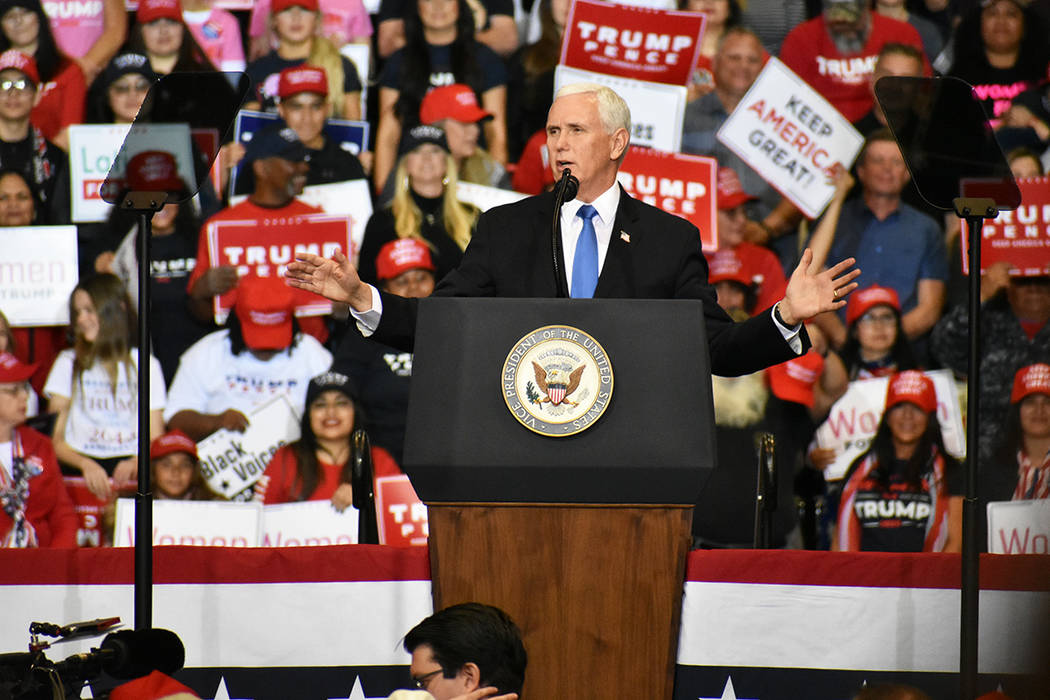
402, 603, 526, 700
0, 48, 70, 225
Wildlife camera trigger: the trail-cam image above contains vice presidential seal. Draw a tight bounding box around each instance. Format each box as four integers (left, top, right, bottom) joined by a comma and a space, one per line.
501, 325, 613, 436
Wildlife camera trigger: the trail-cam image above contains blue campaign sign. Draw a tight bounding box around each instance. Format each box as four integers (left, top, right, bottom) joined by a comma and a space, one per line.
229, 109, 370, 198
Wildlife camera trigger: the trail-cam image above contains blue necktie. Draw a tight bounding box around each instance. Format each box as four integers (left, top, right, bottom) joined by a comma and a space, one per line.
571, 205, 599, 298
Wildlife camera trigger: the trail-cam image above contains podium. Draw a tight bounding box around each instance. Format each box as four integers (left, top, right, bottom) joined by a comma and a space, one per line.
403, 298, 716, 698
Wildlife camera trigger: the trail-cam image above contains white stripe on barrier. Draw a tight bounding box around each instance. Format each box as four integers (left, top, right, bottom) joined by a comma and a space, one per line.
677, 581, 1049, 674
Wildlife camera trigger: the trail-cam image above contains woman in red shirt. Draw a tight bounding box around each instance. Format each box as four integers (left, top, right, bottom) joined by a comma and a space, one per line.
255, 371, 402, 508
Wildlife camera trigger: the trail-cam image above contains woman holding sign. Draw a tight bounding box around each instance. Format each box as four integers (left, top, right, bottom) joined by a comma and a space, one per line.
254, 371, 403, 510
834, 371, 963, 552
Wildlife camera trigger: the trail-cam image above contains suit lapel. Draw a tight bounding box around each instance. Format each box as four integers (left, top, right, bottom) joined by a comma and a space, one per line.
595, 187, 638, 298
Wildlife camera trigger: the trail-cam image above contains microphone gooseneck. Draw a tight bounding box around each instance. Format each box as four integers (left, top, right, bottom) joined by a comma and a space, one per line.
551, 169, 580, 298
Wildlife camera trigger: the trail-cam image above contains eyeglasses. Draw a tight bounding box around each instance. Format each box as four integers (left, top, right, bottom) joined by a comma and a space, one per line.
0, 382, 30, 396
110, 81, 151, 95
0, 79, 31, 94
857, 311, 896, 327
412, 669, 443, 689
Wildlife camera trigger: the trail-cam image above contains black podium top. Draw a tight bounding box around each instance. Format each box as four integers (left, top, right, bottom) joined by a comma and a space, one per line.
402, 298, 716, 505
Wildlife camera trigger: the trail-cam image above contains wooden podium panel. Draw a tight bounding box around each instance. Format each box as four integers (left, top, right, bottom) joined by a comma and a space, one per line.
428, 504, 693, 699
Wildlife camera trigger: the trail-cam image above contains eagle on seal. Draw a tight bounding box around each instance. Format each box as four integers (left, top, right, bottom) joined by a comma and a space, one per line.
532, 363, 585, 406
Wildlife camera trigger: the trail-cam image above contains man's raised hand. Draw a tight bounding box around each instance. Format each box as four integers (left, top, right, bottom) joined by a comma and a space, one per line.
285, 251, 373, 311
778, 248, 860, 326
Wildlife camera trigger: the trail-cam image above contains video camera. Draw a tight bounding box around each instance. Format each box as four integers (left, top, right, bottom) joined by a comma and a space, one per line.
0, 618, 184, 700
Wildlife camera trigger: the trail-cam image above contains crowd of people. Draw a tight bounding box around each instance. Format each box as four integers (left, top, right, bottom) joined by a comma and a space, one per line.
1, 0, 1049, 555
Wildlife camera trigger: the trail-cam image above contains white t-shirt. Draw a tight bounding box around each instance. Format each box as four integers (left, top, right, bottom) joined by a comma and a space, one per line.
43, 349, 166, 459
163, 330, 333, 422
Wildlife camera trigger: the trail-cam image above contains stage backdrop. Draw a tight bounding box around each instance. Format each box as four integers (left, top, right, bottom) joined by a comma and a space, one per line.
1, 548, 1046, 699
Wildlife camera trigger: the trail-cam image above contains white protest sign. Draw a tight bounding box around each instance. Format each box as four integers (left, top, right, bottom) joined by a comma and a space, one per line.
113, 499, 262, 547
197, 396, 301, 501
68, 123, 196, 222
816, 370, 965, 482
455, 182, 528, 212
260, 501, 360, 547
0, 226, 78, 326
340, 42, 371, 118
716, 57, 864, 218
988, 500, 1050, 555
554, 65, 687, 152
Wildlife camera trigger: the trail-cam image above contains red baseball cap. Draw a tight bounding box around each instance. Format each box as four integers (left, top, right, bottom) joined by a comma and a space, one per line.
707, 248, 753, 286
716, 168, 757, 210
767, 351, 825, 408
420, 84, 492, 125
885, 370, 937, 414
137, 0, 182, 24
272, 0, 319, 13
110, 671, 199, 700
234, 276, 296, 350
127, 151, 186, 193
1011, 363, 1050, 403
0, 352, 36, 383
0, 50, 39, 85
150, 429, 198, 461
278, 65, 328, 99
845, 284, 900, 326
376, 238, 436, 281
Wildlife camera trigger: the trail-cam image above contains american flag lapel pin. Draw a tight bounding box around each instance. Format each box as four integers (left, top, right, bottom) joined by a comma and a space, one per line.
620, 230, 630, 243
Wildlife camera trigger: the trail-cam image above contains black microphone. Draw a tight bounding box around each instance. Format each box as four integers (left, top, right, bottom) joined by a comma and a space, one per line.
53, 628, 185, 681
551, 168, 579, 297
556, 168, 579, 202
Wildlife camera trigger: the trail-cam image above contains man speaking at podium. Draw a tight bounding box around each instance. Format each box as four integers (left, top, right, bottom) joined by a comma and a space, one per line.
288, 84, 859, 376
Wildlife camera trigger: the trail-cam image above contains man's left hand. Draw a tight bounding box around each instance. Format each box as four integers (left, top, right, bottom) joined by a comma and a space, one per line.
778, 248, 860, 326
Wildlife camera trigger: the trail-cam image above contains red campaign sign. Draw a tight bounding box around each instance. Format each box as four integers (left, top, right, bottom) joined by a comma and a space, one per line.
207, 213, 352, 318
559, 0, 706, 86
375, 475, 428, 547
961, 176, 1050, 276
191, 128, 223, 196
63, 477, 135, 547
617, 147, 718, 251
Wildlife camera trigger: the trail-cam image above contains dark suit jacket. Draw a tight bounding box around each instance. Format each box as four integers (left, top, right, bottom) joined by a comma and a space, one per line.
373, 187, 808, 376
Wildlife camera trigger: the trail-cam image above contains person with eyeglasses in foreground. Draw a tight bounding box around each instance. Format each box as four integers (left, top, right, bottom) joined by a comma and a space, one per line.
398, 602, 526, 700
0, 48, 70, 226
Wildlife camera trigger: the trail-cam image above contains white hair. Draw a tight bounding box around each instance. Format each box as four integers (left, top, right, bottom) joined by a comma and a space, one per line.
554, 83, 631, 135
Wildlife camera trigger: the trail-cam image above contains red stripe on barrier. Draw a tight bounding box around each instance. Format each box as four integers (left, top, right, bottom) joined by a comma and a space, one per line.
685, 549, 1050, 592
0, 545, 431, 585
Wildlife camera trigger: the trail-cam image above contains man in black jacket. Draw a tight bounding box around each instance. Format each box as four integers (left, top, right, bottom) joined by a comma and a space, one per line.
288, 83, 860, 376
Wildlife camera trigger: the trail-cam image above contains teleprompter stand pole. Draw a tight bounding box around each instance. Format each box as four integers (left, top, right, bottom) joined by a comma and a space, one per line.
954, 196, 997, 700
124, 191, 167, 631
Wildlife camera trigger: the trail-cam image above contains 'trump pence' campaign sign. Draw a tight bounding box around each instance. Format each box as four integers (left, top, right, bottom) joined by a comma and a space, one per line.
554, 65, 687, 152
961, 176, 1050, 276
717, 58, 864, 218
617, 148, 717, 251
206, 213, 351, 322
560, 0, 706, 86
